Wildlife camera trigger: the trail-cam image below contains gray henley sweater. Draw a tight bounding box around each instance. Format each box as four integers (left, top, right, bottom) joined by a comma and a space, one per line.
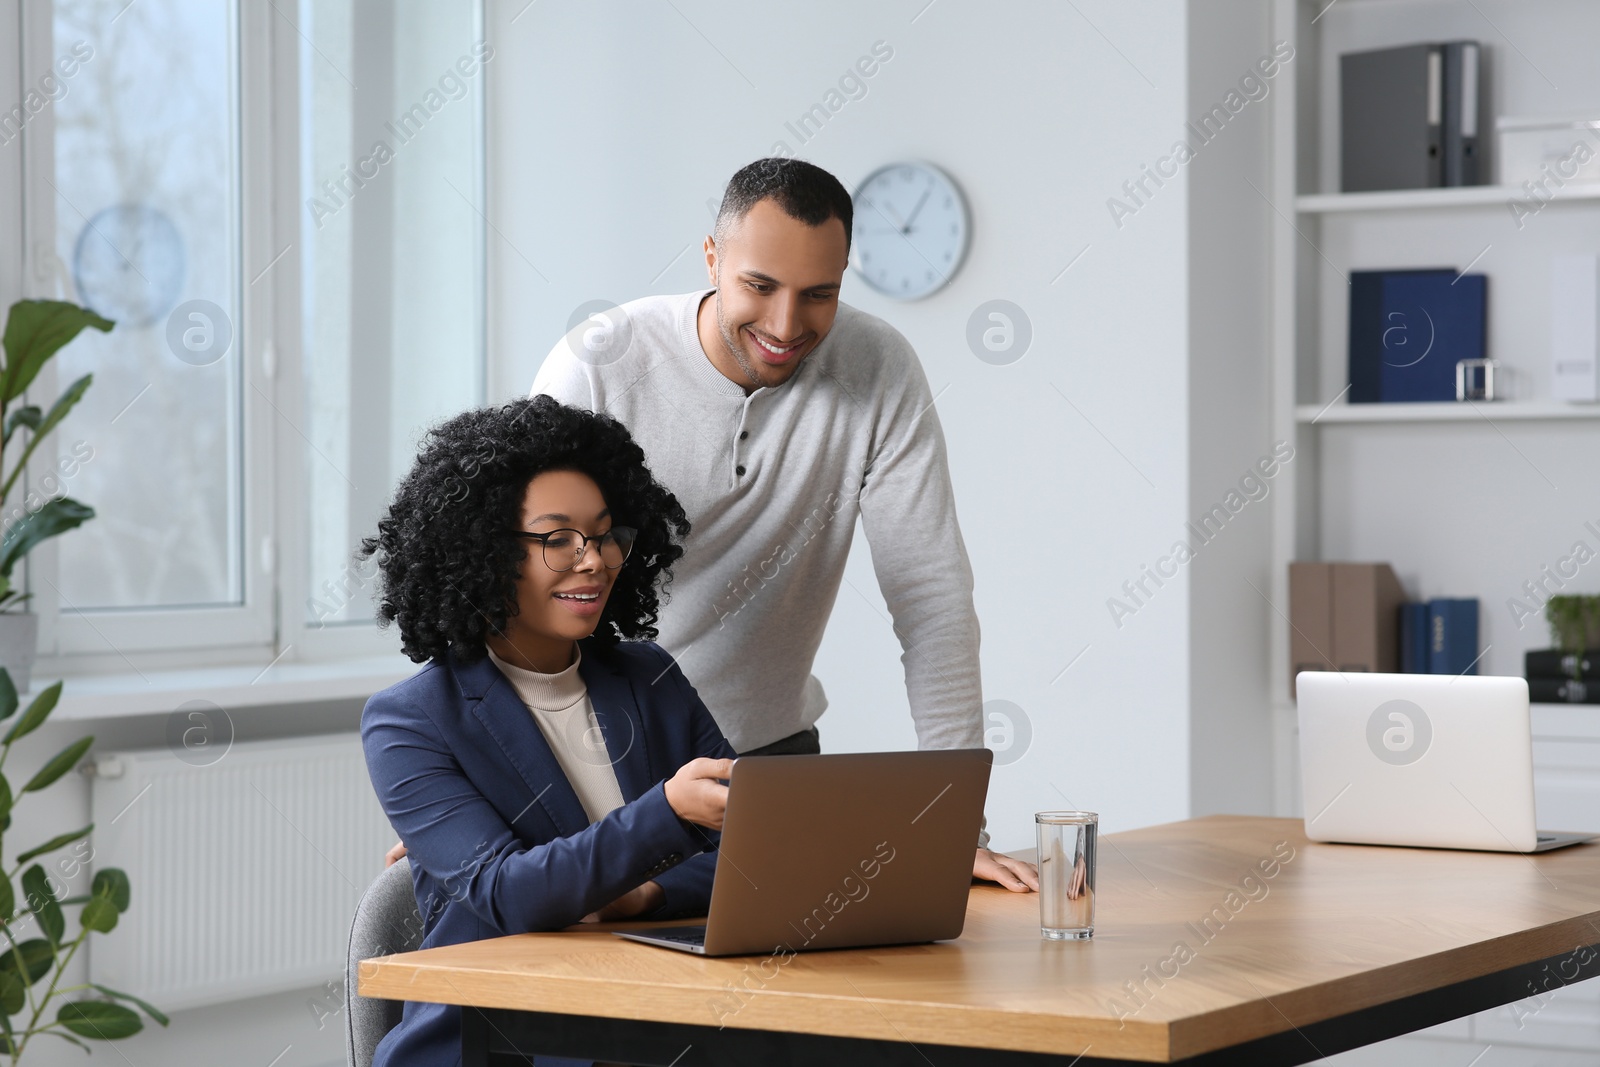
530, 288, 982, 756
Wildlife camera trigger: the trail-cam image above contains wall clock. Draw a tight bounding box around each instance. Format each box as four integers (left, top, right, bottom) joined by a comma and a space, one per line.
850, 162, 969, 301
71, 203, 186, 328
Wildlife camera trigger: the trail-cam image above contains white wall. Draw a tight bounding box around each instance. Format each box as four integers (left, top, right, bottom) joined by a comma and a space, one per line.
488, 0, 1278, 846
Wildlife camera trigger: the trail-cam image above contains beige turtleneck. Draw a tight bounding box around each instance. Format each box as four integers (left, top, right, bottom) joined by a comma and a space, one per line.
485, 644, 625, 825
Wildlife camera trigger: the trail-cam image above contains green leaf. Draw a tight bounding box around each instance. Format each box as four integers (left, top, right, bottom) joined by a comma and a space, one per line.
0, 866, 13, 921
0, 773, 11, 826
21, 865, 62, 947
0, 300, 113, 404
0, 970, 22, 1016
89, 984, 167, 1027
29, 374, 91, 447
38, 1028, 90, 1052
14, 823, 92, 866
1, 406, 40, 447
56, 1000, 142, 1041
2, 682, 62, 745
0, 669, 15, 722
22, 735, 93, 793
0, 499, 94, 581
90, 868, 129, 913
79, 895, 117, 934
0, 939, 54, 985
0, 375, 94, 509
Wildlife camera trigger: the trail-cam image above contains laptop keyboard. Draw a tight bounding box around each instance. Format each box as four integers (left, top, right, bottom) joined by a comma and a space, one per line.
643, 925, 707, 946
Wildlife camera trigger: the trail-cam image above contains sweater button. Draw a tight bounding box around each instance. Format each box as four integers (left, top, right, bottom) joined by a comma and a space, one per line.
735, 465, 746, 477
739, 430, 749, 440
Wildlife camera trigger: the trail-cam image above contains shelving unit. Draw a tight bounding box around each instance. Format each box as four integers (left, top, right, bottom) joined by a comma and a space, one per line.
1267, 1, 1600, 1059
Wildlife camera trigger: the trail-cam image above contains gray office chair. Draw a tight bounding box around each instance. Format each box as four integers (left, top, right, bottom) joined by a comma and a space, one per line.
345, 857, 424, 1067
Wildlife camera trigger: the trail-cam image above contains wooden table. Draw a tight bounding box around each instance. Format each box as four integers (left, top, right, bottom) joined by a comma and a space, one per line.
359, 815, 1600, 1065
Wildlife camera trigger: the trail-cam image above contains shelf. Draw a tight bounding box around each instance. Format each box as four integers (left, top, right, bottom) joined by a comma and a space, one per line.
1296, 183, 1600, 214
21, 654, 418, 722
1296, 399, 1600, 424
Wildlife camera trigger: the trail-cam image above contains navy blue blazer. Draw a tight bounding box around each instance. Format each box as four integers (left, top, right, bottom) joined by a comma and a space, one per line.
361, 638, 736, 1067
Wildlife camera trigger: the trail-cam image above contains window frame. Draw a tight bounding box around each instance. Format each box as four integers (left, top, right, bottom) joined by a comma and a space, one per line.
7, 0, 486, 675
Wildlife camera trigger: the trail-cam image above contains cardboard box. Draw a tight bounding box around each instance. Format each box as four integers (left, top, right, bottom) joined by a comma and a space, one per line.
1289, 561, 1405, 697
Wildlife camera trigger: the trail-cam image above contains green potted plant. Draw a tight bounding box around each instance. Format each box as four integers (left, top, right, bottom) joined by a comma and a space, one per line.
0, 300, 164, 1057
1545, 594, 1600, 673
0, 300, 110, 691
0, 668, 166, 1059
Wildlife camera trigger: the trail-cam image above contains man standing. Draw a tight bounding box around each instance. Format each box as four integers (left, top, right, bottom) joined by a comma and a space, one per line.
533, 158, 1034, 891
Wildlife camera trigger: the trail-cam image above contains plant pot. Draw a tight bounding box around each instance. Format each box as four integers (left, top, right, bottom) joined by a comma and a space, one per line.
0, 613, 39, 693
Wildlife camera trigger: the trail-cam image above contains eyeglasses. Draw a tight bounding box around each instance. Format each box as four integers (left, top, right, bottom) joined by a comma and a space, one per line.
512, 527, 637, 572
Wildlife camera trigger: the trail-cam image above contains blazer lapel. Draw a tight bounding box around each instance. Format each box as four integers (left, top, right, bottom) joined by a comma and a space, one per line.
449, 650, 590, 839
578, 641, 653, 803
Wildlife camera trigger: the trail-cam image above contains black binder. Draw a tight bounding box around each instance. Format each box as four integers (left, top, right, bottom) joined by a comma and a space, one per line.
1341, 43, 1444, 191
1442, 41, 1482, 186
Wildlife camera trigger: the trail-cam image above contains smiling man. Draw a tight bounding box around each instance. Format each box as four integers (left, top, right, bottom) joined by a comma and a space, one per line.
530, 158, 1036, 891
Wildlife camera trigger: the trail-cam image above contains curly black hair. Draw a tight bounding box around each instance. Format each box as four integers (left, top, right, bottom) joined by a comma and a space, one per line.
359, 395, 690, 664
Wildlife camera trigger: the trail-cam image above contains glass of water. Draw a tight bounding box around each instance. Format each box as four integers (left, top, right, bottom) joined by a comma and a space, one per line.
1036, 811, 1097, 940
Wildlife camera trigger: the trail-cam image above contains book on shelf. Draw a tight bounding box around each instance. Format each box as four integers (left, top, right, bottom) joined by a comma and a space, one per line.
1341, 43, 1443, 192
1551, 254, 1600, 402
1441, 41, 1482, 187
1393, 598, 1481, 675
1529, 677, 1600, 704
1340, 39, 1486, 192
1348, 269, 1487, 403
1400, 602, 1430, 674
1525, 648, 1600, 680
1428, 598, 1480, 675
1288, 562, 1403, 697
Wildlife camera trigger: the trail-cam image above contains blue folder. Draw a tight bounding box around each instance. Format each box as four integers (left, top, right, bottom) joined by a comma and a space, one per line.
1427, 598, 1480, 675
1349, 270, 1487, 402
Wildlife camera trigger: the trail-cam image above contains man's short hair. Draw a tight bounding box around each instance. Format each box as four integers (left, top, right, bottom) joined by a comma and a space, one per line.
714, 158, 853, 252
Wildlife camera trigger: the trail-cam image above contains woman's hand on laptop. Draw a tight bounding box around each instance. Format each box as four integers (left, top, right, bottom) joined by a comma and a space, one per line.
973, 848, 1039, 892
665, 757, 734, 830
383, 756, 734, 865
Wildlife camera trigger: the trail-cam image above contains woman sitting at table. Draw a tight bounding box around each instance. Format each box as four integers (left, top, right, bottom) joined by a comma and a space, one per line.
359, 395, 736, 1067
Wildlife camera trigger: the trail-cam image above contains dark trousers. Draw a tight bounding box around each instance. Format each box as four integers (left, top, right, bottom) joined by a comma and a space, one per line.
738, 725, 821, 757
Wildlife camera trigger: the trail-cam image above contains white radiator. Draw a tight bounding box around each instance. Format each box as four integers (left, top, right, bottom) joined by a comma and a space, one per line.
88, 733, 397, 1011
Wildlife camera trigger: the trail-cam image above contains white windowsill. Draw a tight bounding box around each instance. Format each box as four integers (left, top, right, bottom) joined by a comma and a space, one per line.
20, 654, 419, 722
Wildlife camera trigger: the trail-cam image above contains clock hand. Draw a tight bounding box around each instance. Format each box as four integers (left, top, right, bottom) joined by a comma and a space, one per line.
902, 183, 934, 233
869, 198, 907, 234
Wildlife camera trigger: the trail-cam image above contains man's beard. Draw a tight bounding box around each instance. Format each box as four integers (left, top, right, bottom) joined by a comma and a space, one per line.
713, 285, 763, 389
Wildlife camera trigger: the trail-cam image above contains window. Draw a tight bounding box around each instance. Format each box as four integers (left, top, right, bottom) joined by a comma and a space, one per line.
296, 0, 486, 642
50, 0, 243, 614
17, 0, 485, 666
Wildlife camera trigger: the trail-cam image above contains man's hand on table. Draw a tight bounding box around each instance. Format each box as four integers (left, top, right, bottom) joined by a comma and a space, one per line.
974, 848, 1039, 892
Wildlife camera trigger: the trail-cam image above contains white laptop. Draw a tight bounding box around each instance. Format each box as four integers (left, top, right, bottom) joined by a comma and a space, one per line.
1296, 671, 1597, 853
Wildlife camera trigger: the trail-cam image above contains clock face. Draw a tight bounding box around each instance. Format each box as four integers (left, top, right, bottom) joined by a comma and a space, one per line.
71, 203, 186, 328
850, 162, 969, 301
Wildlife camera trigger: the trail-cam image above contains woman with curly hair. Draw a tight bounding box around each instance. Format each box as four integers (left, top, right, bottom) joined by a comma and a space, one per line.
359, 394, 736, 1067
